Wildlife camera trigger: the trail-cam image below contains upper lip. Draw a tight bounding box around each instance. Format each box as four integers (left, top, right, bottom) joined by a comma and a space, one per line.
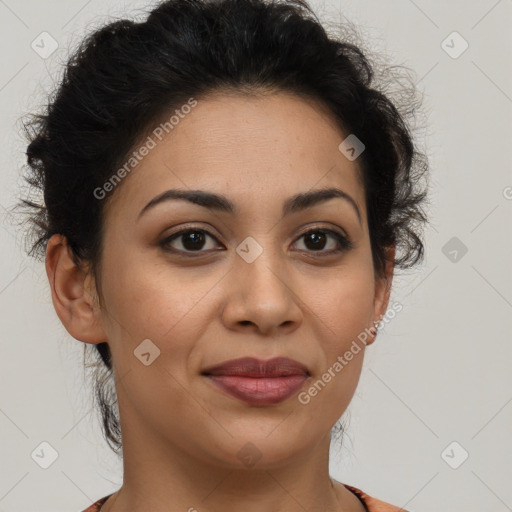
202, 357, 310, 377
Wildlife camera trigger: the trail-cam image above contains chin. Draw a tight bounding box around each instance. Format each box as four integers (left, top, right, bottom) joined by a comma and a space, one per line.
201, 422, 318, 470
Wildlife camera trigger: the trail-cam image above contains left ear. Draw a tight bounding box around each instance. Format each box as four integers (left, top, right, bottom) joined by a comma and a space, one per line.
367, 245, 395, 346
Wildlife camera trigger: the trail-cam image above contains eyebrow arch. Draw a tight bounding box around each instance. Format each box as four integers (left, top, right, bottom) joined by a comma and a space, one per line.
137, 187, 362, 225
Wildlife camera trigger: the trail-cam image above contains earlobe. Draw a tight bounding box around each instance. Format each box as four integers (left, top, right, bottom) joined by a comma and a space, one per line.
45, 234, 107, 345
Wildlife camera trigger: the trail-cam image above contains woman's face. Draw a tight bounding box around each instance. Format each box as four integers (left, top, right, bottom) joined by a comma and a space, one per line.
87, 91, 393, 468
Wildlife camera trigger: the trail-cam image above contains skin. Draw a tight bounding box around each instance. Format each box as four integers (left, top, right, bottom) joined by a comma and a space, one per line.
46, 91, 394, 512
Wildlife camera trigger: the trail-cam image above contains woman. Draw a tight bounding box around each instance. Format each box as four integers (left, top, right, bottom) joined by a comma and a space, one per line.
20, 0, 429, 510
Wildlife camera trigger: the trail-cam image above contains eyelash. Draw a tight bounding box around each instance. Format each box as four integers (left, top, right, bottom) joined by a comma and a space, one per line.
159, 226, 354, 258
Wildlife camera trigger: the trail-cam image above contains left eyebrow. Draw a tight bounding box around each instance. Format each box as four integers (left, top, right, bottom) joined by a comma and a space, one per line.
137, 186, 362, 226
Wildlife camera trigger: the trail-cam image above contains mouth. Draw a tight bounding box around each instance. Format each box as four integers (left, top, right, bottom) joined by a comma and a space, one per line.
201, 357, 311, 406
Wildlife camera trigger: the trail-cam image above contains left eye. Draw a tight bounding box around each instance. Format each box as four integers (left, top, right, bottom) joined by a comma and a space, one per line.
160, 228, 352, 256
293, 229, 352, 254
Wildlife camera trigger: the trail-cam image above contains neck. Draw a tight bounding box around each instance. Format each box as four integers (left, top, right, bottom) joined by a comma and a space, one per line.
101, 422, 364, 512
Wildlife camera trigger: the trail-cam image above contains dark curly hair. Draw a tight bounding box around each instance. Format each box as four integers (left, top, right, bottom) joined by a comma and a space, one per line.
18, 0, 430, 456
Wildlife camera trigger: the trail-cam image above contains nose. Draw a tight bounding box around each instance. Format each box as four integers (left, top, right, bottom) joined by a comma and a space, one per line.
220, 243, 303, 336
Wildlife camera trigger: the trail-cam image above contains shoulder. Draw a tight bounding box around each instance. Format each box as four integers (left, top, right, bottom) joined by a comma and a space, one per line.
80, 494, 112, 512
344, 484, 409, 512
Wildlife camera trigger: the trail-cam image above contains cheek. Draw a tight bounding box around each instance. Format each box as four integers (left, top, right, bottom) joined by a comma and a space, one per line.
99, 252, 223, 371
309, 267, 375, 345
297, 278, 372, 422
97, 257, 210, 427
300, 269, 373, 409
297, 354, 363, 434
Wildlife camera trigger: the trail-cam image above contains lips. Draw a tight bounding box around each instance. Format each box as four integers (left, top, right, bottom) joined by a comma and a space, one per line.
202, 357, 310, 377
202, 357, 310, 405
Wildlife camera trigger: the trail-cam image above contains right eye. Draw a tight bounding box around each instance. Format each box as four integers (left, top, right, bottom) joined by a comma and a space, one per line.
159, 228, 223, 256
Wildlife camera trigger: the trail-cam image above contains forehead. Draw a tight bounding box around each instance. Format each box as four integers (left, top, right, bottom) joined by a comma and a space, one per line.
104, 91, 366, 224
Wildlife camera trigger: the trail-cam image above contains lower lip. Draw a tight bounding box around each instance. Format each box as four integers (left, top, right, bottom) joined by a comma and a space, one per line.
206, 375, 308, 405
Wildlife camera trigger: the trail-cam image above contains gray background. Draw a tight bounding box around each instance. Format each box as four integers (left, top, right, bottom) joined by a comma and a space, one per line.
1, 1, 511, 511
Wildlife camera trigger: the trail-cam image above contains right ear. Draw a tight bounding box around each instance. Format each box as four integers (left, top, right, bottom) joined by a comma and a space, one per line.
45, 234, 107, 345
